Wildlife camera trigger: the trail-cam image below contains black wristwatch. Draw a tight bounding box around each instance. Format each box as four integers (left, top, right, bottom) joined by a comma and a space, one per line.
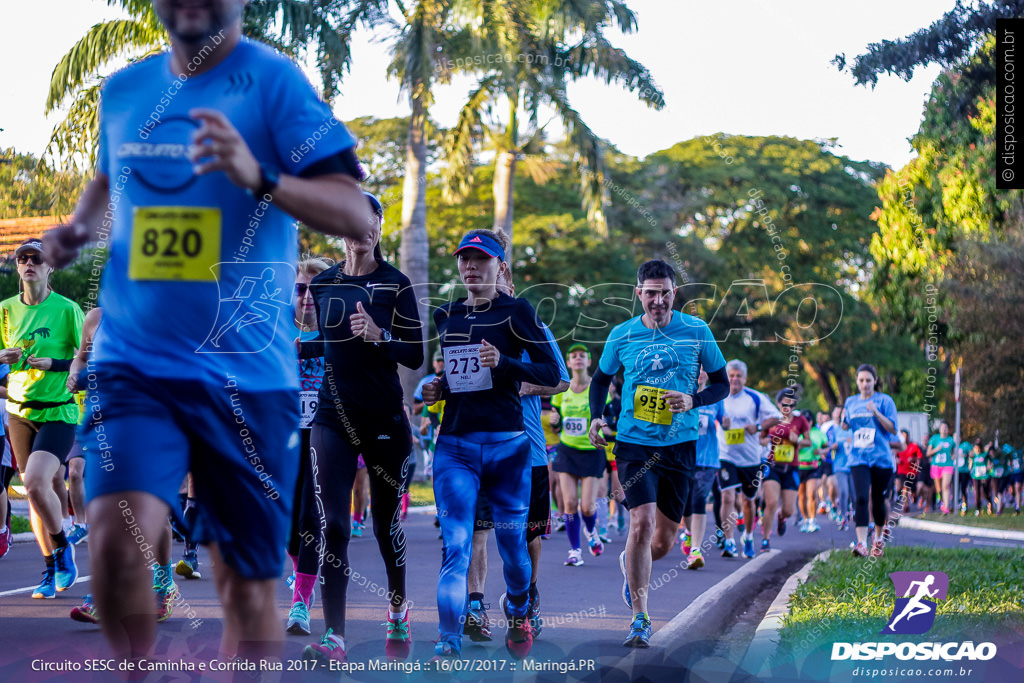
374, 329, 393, 347
247, 163, 280, 200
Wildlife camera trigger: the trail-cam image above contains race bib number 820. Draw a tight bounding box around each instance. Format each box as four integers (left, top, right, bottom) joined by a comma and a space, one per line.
129, 207, 220, 281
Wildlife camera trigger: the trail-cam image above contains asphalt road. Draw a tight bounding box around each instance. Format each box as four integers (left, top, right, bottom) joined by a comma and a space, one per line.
1, 500, 1017, 683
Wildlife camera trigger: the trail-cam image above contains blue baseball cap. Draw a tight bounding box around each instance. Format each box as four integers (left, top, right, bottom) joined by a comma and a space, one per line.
364, 192, 383, 217
454, 233, 505, 261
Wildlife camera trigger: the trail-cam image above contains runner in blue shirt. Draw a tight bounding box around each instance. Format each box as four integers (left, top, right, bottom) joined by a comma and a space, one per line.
588, 259, 728, 647
829, 423, 854, 530
841, 364, 899, 558
679, 368, 726, 569
44, 2, 374, 660
421, 229, 561, 661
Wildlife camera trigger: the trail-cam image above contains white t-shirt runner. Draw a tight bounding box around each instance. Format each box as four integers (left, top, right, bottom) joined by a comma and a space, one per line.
718, 388, 780, 467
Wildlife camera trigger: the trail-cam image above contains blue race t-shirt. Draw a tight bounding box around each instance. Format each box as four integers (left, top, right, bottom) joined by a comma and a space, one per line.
829, 426, 853, 473
696, 400, 726, 468
523, 324, 570, 468
598, 311, 726, 446
842, 393, 899, 469
93, 39, 357, 390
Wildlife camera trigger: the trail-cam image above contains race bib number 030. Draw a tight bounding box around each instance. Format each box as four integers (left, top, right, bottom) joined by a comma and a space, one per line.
443, 345, 492, 394
129, 207, 220, 281
300, 390, 318, 429
563, 417, 587, 437
633, 385, 671, 425
725, 428, 745, 445
854, 427, 876, 449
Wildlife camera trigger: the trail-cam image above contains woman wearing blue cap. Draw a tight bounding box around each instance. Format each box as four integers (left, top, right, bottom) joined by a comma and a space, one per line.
298, 192, 424, 663
421, 228, 561, 661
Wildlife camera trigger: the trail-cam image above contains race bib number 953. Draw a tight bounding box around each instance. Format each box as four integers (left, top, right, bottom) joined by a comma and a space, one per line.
129, 207, 220, 281
633, 385, 671, 425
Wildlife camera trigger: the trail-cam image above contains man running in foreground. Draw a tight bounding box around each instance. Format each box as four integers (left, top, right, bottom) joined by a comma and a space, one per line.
588, 259, 728, 647
44, 0, 373, 660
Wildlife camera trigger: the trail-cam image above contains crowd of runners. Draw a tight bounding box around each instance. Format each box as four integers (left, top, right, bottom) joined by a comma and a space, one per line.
0, 0, 1009, 668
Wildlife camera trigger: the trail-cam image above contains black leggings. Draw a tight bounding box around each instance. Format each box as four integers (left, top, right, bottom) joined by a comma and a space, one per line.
310, 414, 412, 636
851, 465, 892, 528
289, 429, 320, 574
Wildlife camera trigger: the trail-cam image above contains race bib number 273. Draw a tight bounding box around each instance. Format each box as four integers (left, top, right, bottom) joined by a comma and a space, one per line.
443, 345, 492, 394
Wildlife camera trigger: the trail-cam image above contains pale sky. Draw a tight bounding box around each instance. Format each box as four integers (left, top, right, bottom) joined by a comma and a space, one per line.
0, 0, 959, 169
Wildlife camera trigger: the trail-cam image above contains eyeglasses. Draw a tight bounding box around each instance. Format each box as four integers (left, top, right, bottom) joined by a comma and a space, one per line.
780, 402, 796, 409
17, 254, 43, 265
295, 283, 310, 296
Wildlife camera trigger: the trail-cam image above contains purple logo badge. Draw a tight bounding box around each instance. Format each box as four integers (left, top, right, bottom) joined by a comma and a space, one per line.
882, 571, 949, 635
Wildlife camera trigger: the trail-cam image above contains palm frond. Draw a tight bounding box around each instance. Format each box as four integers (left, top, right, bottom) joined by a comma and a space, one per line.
442, 75, 499, 201
44, 84, 103, 171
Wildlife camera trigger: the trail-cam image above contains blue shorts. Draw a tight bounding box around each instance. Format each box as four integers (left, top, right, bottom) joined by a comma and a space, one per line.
81, 364, 299, 579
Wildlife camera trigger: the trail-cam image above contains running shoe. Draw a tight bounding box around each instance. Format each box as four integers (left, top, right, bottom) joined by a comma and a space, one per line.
527, 590, 543, 636
871, 539, 885, 558
351, 521, 364, 538
66, 524, 89, 546
32, 568, 56, 599
807, 520, 820, 533
464, 599, 492, 642
714, 528, 726, 550
285, 573, 295, 591
304, 629, 347, 665
555, 520, 566, 532
156, 581, 179, 622
797, 519, 808, 533
175, 550, 202, 580
618, 551, 632, 609
940, 505, 950, 515
622, 612, 652, 648
564, 548, 584, 566
429, 640, 460, 664
722, 539, 738, 558
384, 610, 411, 660
686, 549, 704, 570
54, 544, 78, 591
587, 535, 604, 557
777, 512, 787, 537
760, 539, 771, 553
0, 526, 10, 559
499, 593, 534, 659
851, 542, 869, 558
599, 528, 613, 544
70, 594, 99, 623
680, 532, 692, 556
287, 601, 311, 636
742, 537, 755, 559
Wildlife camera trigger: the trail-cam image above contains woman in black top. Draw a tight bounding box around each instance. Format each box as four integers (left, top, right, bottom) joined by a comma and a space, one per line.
299, 193, 423, 663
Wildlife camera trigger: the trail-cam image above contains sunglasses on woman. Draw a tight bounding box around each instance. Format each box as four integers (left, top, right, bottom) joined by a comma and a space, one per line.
295, 283, 311, 296
17, 254, 43, 265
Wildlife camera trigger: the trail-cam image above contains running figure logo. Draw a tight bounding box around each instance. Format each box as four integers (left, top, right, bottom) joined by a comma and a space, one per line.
198, 263, 292, 353
882, 571, 949, 635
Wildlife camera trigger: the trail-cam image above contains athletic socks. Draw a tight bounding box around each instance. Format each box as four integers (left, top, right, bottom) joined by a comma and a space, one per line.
582, 511, 597, 536
595, 497, 609, 532
45, 554, 56, 569
153, 563, 173, 590
565, 513, 581, 550
294, 571, 317, 607
469, 592, 484, 604
389, 606, 408, 621
50, 531, 69, 550
529, 582, 539, 600
289, 553, 299, 574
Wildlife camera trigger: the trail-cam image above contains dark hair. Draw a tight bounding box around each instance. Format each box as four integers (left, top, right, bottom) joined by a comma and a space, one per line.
637, 259, 676, 286
775, 386, 801, 405
463, 228, 511, 257
856, 364, 878, 383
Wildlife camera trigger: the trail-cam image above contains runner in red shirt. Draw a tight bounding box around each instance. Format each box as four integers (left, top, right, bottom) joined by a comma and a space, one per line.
895, 430, 922, 511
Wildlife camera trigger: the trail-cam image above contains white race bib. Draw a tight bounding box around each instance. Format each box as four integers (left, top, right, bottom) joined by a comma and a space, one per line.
300, 390, 318, 428
443, 345, 492, 394
698, 414, 710, 436
854, 428, 876, 449
563, 417, 587, 437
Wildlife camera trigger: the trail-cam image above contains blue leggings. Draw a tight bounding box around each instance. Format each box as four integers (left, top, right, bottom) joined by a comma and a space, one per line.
433, 431, 531, 652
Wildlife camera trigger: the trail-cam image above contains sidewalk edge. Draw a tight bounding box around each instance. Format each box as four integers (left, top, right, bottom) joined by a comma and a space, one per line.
897, 516, 1024, 541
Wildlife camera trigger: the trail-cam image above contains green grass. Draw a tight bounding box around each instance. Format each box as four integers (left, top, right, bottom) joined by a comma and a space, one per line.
10, 514, 30, 534
408, 480, 435, 507
777, 546, 1024, 660
915, 511, 1024, 531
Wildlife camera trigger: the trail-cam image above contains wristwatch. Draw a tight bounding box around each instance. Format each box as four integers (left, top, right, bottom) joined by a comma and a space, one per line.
374, 329, 393, 347
247, 163, 280, 200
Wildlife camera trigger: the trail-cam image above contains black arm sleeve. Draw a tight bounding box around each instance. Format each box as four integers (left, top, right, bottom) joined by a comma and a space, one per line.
296, 147, 367, 181
298, 334, 325, 359
589, 368, 614, 423
494, 301, 560, 387
692, 365, 729, 407
49, 358, 74, 372
382, 280, 424, 370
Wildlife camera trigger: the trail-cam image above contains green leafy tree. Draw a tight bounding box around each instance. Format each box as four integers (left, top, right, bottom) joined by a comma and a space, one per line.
0, 149, 87, 218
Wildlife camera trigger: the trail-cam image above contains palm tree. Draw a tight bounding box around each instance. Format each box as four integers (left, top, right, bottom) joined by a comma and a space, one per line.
441, 0, 664, 244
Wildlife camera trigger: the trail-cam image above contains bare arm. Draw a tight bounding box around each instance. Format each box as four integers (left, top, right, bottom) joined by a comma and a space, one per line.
520, 379, 569, 397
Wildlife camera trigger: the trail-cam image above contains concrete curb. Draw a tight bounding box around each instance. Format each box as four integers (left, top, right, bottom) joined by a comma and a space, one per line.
739, 549, 833, 678
896, 515, 1024, 541
12, 532, 34, 543
649, 549, 781, 647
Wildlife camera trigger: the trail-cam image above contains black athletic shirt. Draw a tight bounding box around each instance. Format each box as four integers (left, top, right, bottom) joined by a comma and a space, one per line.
433, 292, 560, 435
301, 259, 423, 424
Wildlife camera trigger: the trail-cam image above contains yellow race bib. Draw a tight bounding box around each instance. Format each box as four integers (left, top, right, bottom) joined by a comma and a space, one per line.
725, 428, 745, 445
633, 385, 671, 425
129, 207, 221, 281
774, 444, 795, 463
